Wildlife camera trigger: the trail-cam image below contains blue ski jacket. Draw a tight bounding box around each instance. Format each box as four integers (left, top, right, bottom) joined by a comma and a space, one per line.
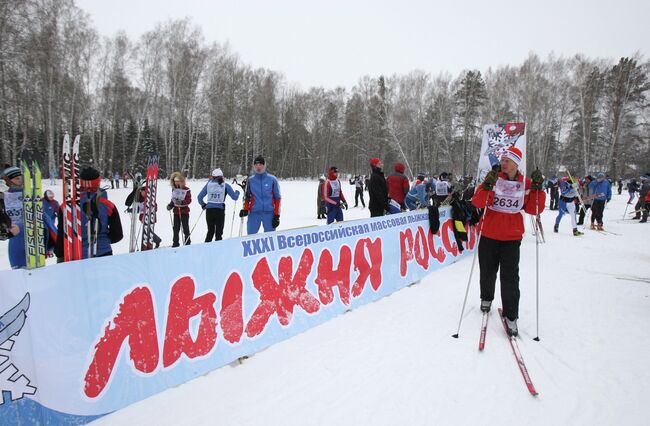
588, 179, 612, 202
55, 192, 123, 259
198, 180, 240, 209
244, 171, 281, 215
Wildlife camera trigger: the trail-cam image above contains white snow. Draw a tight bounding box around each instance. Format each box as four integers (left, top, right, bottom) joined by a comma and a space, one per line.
2, 179, 649, 425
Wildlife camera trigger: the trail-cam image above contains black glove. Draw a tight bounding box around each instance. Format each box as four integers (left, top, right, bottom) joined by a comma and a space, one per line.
200, 204, 206, 210
272, 215, 280, 229
166, 204, 173, 211
483, 169, 498, 190
342, 201, 348, 210
530, 168, 544, 191
239, 209, 248, 218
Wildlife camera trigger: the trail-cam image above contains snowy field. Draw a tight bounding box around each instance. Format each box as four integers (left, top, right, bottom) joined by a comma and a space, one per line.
2, 179, 649, 425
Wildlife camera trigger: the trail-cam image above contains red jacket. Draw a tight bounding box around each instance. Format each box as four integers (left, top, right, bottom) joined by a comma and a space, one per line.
471, 172, 546, 241
386, 173, 409, 204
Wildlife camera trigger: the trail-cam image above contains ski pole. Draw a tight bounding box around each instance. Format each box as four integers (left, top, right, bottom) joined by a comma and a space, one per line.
622, 203, 629, 219
452, 204, 488, 339
534, 189, 540, 342
229, 199, 238, 238
184, 209, 204, 245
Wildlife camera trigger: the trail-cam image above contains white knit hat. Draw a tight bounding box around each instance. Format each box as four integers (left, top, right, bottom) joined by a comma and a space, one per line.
211, 168, 224, 177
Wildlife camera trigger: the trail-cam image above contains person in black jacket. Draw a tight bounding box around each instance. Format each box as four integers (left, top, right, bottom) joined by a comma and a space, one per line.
368, 157, 388, 217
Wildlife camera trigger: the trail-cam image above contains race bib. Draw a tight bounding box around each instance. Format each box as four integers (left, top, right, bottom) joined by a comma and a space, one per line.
435, 181, 449, 196
206, 182, 225, 204
490, 178, 525, 214
330, 179, 341, 198
4, 191, 23, 225
172, 188, 189, 206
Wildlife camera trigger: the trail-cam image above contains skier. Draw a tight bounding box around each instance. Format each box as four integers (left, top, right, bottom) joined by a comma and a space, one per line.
588, 172, 612, 231
198, 168, 240, 242
108, 170, 115, 189
627, 179, 639, 204
123, 171, 129, 188
547, 175, 559, 210
348, 174, 366, 208
317, 175, 326, 219
577, 176, 593, 226
434, 172, 452, 205
113, 171, 120, 189
617, 178, 623, 195
1, 166, 23, 265
386, 163, 409, 210
322, 166, 348, 224
405, 178, 430, 210
633, 175, 649, 220
640, 183, 650, 223
239, 156, 281, 234
368, 158, 388, 217
42, 190, 59, 255
471, 146, 546, 336
167, 171, 192, 247
553, 176, 583, 236
55, 167, 123, 259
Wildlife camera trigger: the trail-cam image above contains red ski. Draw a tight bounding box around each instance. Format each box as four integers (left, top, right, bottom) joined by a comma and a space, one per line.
478, 312, 489, 351
498, 308, 538, 396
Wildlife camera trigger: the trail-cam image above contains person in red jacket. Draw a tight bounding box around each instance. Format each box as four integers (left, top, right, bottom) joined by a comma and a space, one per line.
323, 166, 348, 224
471, 146, 545, 336
167, 171, 192, 247
386, 162, 410, 210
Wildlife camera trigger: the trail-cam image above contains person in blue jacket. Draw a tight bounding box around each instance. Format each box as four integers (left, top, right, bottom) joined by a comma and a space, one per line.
405, 178, 431, 210
1, 165, 26, 268
198, 168, 240, 242
55, 167, 123, 259
42, 189, 60, 255
554, 177, 582, 236
239, 156, 281, 235
588, 172, 612, 231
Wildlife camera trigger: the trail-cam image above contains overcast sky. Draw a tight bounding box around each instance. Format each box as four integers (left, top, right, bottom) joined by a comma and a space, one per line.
77, 0, 649, 89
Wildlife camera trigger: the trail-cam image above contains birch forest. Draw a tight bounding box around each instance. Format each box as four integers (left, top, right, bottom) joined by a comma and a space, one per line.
1, 0, 649, 179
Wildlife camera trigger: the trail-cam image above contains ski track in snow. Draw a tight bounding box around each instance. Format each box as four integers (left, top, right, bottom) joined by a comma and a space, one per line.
2, 180, 649, 426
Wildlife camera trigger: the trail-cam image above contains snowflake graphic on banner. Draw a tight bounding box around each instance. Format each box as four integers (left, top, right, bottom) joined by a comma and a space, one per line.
484, 123, 525, 168
0, 293, 37, 406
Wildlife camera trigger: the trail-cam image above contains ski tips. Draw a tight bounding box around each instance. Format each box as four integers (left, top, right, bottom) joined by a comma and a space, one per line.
452, 334, 459, 338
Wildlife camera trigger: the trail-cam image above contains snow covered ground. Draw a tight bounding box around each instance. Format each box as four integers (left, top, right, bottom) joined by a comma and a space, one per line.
2, 179, 649, 425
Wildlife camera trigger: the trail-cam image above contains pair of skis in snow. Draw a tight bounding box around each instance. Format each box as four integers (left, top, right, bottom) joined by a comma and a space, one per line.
478, 308, 538, 396
139, 155, 159, 251
21, 160, 45, 269
61, 134, 83, 261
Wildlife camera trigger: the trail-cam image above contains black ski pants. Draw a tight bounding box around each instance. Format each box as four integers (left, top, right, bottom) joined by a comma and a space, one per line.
578, 204, 590, 225
591, 200, 606, 225
550, 188, 559, 210
479, 236, 521, 320
355, 188, 365, 207
205, 208, 226, 242
173, 213, 191, 247
369, 208, 384, 218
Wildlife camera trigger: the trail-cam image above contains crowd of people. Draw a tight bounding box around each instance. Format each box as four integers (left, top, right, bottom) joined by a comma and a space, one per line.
1, 153, 649, 338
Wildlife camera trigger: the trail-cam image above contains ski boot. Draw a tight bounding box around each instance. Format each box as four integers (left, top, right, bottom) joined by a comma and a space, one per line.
597, 224, 604, 231
480, 300, 492, 313
573, 228, 583, 236
590, 223, 596, 230
505, 317, 518, 337
553, 224, 559, 233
